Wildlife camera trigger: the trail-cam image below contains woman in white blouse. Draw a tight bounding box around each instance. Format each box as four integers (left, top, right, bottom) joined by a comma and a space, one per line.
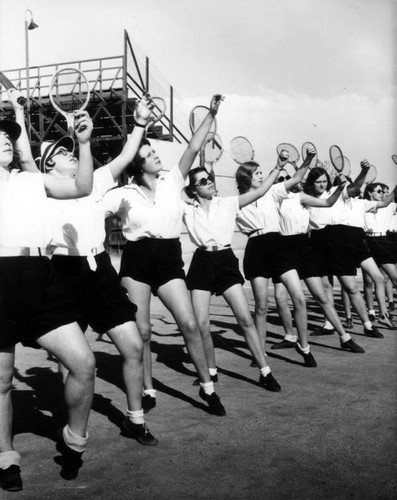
104, 95, 227, 417
182, 164, 284, 392
235, 150, 318, 368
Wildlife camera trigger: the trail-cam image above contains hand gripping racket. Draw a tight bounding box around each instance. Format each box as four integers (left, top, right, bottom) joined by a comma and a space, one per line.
49, 68, 90, 136
189, 105, 217, 142
365, 164, 377, 184
301, 142, 318, 169
277, 143, 300, 169
0, 71, 27, 106
230, 136, 255, 164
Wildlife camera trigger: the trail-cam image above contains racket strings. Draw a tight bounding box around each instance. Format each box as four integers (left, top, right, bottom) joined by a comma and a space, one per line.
204, 138, 222, 162
230, 137, 253, 163
51, 71, 89, 112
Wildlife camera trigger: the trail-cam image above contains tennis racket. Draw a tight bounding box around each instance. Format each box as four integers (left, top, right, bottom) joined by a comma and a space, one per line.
146, 96, 166, 128
329, 145, 345, 176
277, 143, 300, 169
49, 67, 90, 136
204, 133, 223, 171
230, 136, 255, 164
0, 71, 27, 106
277, 161, 296, 182
189, 105, 217, 141
391, 155, 397, 166
301, 142, 318, 169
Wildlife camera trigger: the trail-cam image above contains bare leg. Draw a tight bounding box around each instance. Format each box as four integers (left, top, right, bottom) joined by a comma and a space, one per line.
121, 278, 153, 392
361, 258, 388, 316
274, 282, 296, 340
106, 321, 144, 412
190, 289, 215, 369
250, 276, 270, 351
381, 262, 397, 288
0, 348, 15, 454
37, 323, 95, 437
280, 269, 308, 349
157, 279, 211, 383
223, 284, 269, 369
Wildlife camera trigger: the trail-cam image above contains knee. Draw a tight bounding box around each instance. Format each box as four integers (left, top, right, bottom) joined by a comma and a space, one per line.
255, 301, 268, 318
179, 316, 199, 337
291, 293, 306, 309
238, 314, 254, 330
71, 351, 96, 381
137, 322, 152, 344
0, 369, 13, 395
196, 318, 211, 335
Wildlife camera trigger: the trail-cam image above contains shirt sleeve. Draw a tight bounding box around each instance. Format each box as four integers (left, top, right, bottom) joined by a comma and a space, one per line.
102, 187, 123, 217
272, 182, 289, 202
93, 165, 118, 198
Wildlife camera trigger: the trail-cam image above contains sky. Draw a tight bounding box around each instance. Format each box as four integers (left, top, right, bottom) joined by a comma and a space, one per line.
0, 0, 396, 186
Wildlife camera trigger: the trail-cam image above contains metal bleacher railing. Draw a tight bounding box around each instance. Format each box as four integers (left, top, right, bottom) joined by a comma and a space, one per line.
0, 30, 191, 163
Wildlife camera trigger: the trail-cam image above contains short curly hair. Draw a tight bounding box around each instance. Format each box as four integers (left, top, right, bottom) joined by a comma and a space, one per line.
125, 137, 151, 179
235, 161, 260, 194
303, 167, 332, 196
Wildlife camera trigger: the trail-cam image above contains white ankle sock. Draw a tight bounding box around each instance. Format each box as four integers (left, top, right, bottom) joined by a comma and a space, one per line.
323, 320, 333, 330
285, 334, 297, 342
209, 368, 218, 376
63, 425, 88, 453
143, 389, 156, 398
364, 321, 372, 329
0, 451, 21, 469
297, 342, 310, 354
341, 333, 351, 343
260, 366, 271, 377
200, 381, 214, 395
127, 409, 145, 424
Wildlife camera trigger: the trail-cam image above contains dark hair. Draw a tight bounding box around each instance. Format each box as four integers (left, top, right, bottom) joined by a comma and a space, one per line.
235, 161, 260, 194
125, 137, 150, 180
363, 182, 383, 200
303, 167, 332, 196
185, 167, 209, 199
0, 130, 20, 171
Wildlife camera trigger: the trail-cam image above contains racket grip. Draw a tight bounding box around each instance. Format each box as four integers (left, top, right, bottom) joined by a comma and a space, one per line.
17, 96, 27, 106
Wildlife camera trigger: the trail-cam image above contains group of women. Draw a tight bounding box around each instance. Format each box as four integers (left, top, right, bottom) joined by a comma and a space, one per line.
0, 90, 395, 492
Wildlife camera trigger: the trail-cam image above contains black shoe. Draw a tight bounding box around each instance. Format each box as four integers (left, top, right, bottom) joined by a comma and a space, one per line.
259, 372, 281, 392
341, 339, 365, 353
364, 327, 384, 338
56, 429, 84, 480
310, 327, 335, 336
199, 388, 226, 416
389, 301, 395, 312
122, 419, 159, 446
296, 345, 317, 367
142, 394, 157, 413
0, 465, 23, 492
343, 318, 353, 329
368, 313, 376, 322
271, 339, 296, 350
250, 359, 259, 368
378, 314, 396, 329
192, 374, 218, 386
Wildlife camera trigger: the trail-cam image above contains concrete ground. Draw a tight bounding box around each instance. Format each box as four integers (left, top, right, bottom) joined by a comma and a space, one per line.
2, 252, 397, 500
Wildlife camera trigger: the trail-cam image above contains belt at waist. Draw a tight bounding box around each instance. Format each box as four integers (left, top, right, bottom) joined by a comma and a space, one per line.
248, 229, 268, 238
0, 246, 47, 257
199, 244, 231, 252
51, 244, 105, 257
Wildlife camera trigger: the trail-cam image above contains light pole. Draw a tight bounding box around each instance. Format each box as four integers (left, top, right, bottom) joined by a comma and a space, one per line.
25, 9, 39, 139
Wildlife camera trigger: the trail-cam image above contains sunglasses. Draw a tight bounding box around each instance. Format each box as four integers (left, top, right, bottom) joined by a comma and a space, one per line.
373, 189, 383, 194
195, 174, 215, 187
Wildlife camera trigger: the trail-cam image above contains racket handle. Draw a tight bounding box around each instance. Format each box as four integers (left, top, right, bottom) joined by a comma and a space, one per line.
17, 95, 27, 106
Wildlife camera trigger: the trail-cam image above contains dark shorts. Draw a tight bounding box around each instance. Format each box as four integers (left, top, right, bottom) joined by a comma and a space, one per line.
281, 233, 323, 280
365, 235, 397, 265
186, 248, 244, 296
51, 252, 137, 334
119, 238, 185, 295
0, 257, 79, 349
310, 225, 371, 277
243, 232, 296, 281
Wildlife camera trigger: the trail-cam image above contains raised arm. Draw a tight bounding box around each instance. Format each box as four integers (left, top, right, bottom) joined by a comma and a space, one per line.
107, 95, 153, 180
178, 94, 224, 179
8, 89, 37, 172
284, 148, 316, 191
238, 165, 282, 208
375, 185, 397, 209
346, 159, 370, 197
300, 180, 346, 207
